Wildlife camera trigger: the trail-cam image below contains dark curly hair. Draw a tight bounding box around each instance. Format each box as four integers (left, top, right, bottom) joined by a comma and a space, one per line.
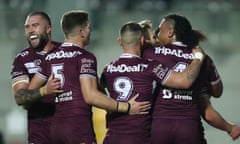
165, 14, 207, 49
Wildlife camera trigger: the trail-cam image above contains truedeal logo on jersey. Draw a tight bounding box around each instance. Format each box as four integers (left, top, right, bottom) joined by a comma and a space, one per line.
154, 46, 194, 59
45, 50, 82, 61
106, 64, 148, 73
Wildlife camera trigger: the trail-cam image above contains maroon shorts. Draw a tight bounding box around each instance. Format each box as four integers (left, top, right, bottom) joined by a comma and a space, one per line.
28, 118, 52, 144
51, 115, 96, 144
151, 118, 201, 144
103, 132, 150, 144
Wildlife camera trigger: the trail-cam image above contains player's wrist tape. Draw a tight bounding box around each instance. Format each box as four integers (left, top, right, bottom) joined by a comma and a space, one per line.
117, 101, 130, 113
194, 52, 204, 62
39, 86, 47, 96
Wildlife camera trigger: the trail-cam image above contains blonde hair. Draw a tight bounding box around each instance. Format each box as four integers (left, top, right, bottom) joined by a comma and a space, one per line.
138, 19, 153, 40
138, 19, 152, 29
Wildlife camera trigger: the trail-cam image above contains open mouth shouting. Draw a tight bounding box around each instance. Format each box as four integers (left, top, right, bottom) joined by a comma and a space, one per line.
30, 34, 38, 40
28, 34, 39, 47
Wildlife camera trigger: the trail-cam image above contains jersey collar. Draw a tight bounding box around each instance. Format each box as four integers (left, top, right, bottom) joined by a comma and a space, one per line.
120, 53, 140, 58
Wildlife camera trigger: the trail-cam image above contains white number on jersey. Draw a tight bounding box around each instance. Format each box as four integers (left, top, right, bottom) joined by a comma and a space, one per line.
51, 63, 64, 88
114, 77, 133, 101
173, 62, 188, 72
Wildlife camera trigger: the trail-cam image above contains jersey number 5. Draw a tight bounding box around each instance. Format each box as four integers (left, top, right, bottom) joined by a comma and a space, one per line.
51, 63, 65, 88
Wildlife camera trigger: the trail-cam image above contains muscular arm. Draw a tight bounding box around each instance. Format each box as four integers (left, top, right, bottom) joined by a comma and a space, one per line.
80, 77, 150, 115
164, 48, 205, 89
207, 55, 223, 98
81, 77, 125, 111
200, 96, 231, 132
200, 96, 240, 140
15, 89, 43, 105
198, 55, 240, 140
13, 79, 31, 105
13, 75, 46, 106
13, 74, 62, 106
164, 58, 202, 89
209, 80, 223, 98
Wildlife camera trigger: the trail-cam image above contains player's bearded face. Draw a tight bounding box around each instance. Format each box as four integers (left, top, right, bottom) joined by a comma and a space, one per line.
27, 30, 48, 51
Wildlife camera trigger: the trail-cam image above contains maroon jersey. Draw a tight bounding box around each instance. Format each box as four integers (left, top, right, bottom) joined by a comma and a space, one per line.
101, 53, 172, 137
10, 41, 61, 143
143, 42, 221, 120
11, 41, 61, 118
37, 42, 97, 117
36, 42, 97, 143
143, 42, 221, 144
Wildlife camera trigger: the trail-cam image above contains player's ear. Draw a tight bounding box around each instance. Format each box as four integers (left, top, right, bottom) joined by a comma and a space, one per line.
117, 37, 122, 46
80, 29, 85, 38
168, 28, 175, 38
46, 24, 51, 35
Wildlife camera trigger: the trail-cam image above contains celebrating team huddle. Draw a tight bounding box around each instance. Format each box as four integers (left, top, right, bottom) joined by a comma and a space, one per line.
11, 10, 240, 144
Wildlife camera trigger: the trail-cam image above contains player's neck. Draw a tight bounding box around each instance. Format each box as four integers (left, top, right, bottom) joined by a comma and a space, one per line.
123, 46, 141, 56
43, 40, 54, 52
65, 39, 84, 49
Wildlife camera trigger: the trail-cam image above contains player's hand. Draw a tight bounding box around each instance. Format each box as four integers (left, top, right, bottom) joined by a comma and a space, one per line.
128, 94, 151, 115
45, 73, 63, 95
229, 124, 240, 140
192, 46, 206, 62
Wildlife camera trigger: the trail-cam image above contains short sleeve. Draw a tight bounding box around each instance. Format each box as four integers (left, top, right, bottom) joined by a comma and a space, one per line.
206, 56, 221, 85
78, 53, 97, 79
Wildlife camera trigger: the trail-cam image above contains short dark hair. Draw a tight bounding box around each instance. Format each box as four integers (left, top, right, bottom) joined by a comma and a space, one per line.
61, 10, 89, 35
120, 22, 143, 47
120, 21, 142, 36
28, 11, 51, 26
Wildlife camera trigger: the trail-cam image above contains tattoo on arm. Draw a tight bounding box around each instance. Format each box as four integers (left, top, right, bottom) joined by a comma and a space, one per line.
186, 60, 201, 81
15, 89, 42, 106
